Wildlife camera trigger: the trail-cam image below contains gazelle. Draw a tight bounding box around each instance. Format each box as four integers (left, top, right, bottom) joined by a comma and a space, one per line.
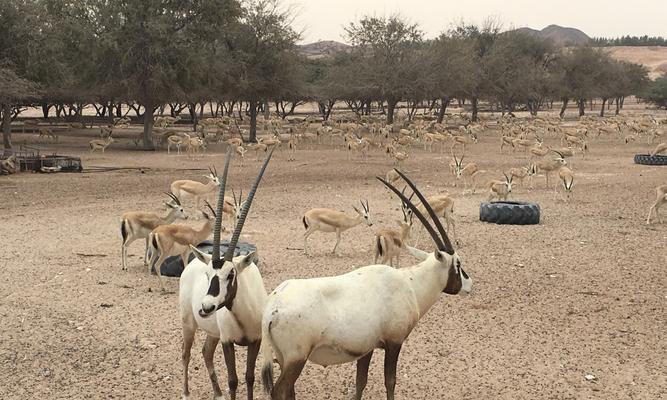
508, 165, 536, 189
235, 145, 248, 165
246, 143, 268, 160
89, 135, 114, 153
500, 135, 514, 153
120, 192, 188, 271
387, 146, 408, 166
373, 207, 412, 267
450, 131, 477, 153
148, 202, 218, 292
646, 184, 667, 224
170, 166, 220, 212
38, 128, 58, 142
302, 200, 373, 255
260, 169, 472, 400
650, 142, 667, 157
554, 166, 574, 202
180, 148, 275, 400
167, 134, 186, 154
287, 137, 297, 161
452, 154, 480, 193
403, 192, 457, 245
533, 151, 567, 188
487, 173, 513, 201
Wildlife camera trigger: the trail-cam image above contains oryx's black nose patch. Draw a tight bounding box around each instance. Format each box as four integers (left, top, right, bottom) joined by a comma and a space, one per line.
207, 275, 220, 297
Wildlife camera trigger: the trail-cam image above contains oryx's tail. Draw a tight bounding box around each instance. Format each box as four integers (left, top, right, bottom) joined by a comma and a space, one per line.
260, 319, 276, 395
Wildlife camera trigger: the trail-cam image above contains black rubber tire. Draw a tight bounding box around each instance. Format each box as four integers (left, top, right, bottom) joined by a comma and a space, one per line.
634, 154, 667, 165
479, 201, 540, 225
156, 240, 257, 277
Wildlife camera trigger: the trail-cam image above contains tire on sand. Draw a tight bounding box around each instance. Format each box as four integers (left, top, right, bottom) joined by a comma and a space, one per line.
634, 154, 667, 166
156, 240, 257, 277
480, 201, 540, 225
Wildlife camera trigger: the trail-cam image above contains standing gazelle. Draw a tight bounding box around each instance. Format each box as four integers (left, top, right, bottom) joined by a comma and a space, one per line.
120, 192, 188, 271
487, 173, 513, 201
180, 148, 275, 400
260, 169, 472, 400
170, 166, 220, 213
148, 202, 218, 292
452, 154, 480, 193
373, 206, 412, 267
646, 184, 667, 224
302, 201, 373, 255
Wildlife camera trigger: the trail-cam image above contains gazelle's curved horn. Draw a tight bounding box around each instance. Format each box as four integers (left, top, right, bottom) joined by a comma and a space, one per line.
223, 147, 275, 262
503, 172, 510, 182
552, 149, 565, 158
204, 201, 217, 218
212, 148, 233, 268
393, 169, 455, 255
377, 176, 446, 252
164, 192, 181, 206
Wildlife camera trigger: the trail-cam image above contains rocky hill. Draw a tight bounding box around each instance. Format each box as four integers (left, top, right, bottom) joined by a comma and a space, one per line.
514, 24, 591, 46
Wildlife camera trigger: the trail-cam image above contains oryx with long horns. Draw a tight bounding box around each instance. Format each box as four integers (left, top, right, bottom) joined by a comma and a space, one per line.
179, 147, 275, 400
260, 169, 472, 400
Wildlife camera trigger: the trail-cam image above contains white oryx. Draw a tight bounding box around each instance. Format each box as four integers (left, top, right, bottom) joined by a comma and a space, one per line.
260, 170, 472, 400
179, 148, 275, 400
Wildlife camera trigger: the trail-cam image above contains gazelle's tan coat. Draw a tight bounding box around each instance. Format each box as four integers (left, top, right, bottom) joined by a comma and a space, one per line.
646, 184, 667, 224
303, 202, 372, 255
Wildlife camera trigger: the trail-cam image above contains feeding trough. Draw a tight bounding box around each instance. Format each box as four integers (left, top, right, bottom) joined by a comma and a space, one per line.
157, 239, 257, 277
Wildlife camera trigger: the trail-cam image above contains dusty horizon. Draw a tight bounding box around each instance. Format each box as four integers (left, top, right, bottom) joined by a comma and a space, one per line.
292, 0, 666, 44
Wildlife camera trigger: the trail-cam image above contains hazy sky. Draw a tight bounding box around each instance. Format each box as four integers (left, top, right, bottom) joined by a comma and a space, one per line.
292, 0, 666, 43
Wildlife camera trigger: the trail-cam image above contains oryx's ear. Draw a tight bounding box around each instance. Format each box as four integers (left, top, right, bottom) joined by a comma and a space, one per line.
189, 245, 212, 264
235, 251, 258, 272
434, 249, 445, 262
406, 245, 429, 261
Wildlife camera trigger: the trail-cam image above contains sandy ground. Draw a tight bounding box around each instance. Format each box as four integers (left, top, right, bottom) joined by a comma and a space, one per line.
1, 109, 666, 400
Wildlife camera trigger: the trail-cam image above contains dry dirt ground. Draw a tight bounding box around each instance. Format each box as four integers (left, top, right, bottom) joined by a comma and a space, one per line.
1, 110, 666, 400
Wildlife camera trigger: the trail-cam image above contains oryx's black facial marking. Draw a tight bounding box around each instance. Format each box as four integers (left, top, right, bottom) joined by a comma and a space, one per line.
207, 275, 221, 297
443, 258, 463, 295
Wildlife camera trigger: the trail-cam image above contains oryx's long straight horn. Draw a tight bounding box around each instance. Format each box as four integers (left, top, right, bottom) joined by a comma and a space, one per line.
223, 147, 275, 262
393, 169, 455, 254
377, 176, 446, 252
212, 148, 233, 267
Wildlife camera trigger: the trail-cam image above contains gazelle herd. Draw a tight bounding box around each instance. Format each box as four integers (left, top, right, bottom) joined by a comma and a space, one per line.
98, 109, 667, 399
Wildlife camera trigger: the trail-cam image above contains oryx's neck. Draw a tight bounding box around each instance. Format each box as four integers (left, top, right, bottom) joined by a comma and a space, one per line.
229, 268, 265, 338
400, 261, 445, 318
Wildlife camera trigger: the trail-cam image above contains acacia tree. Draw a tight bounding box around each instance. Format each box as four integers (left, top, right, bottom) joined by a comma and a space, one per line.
225, 0, 300, 141
428, 35, 473, 123
88, 0, 241, 149
344, 15, 422, 124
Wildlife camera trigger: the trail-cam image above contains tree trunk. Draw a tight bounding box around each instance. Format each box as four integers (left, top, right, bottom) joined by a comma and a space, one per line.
436, 97, 450, 123
248, 98, 258, 143
600, 98, 607, 117
263, 100, 270, 120
615, 97, 621, 115
41, 103, 50, 119
559, 98, 569, 118
471, 97, 479, 122
2, 103, 12, 149
386, 98, 398, 124
142, 102, 155, 150
578, 98, 585, 117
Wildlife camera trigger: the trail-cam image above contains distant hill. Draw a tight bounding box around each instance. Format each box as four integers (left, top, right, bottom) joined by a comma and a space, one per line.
296, 40, 351, 59
605, 46, 667, 79
514, 24, 591, 47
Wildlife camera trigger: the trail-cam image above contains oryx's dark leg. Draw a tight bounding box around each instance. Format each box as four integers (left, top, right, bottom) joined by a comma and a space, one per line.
383, 343, 402, 400
202, 335, 224, 399
245, 341, 260, 400
222, 342, 238, 400
355, 351, 374, 400
273, 360, 306, 400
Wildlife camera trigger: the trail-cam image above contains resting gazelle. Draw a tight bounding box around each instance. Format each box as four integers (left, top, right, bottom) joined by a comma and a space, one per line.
260, 169, 472, 400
